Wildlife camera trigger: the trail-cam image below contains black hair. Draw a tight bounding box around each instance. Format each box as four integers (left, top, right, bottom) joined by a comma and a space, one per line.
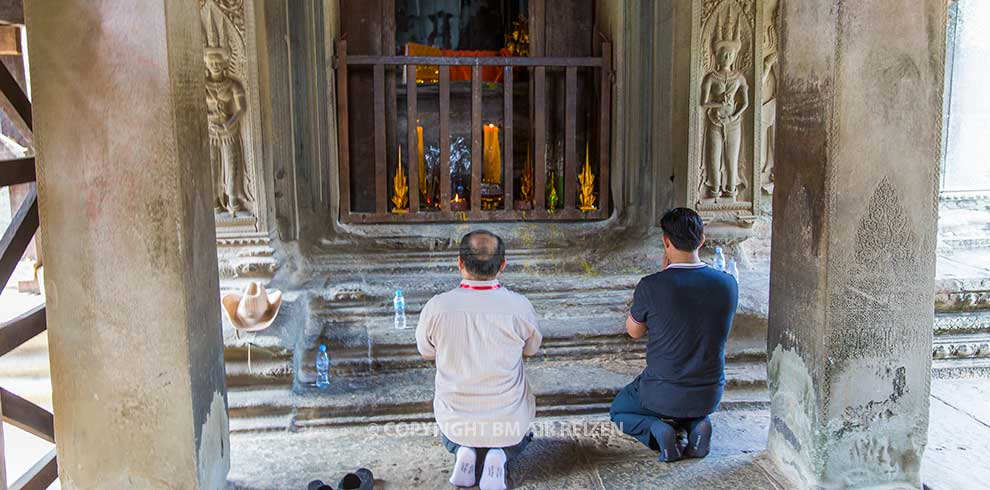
659, 207, 705, 252
459, 230, 505, 279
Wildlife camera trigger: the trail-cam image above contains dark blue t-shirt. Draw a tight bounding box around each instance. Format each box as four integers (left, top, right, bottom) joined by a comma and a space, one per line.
629, 264, 738, 418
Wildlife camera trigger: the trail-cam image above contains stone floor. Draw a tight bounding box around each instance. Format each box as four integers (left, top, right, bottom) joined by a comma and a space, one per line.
227, 410, 782, 490
226, 376, 990, 490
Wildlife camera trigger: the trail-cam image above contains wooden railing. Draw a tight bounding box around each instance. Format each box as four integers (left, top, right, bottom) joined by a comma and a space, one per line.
334, 38, 612, 223
0, 56, 57, 490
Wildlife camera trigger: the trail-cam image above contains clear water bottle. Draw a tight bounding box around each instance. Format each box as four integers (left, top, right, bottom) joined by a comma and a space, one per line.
394, 289, 407, 330
713, 247, 726, 271
315, 344, 330, 389
727, 260, 739, 282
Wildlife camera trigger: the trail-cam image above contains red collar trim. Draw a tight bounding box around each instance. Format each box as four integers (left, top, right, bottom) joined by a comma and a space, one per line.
459, 283, 502, 290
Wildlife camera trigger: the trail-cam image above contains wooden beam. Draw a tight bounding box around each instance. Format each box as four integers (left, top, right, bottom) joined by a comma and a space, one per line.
0, 389, 6, 490
346, 55, 602, 67
9, 449, 57, 490
438, 66, 451, 212
598, 41, 612, 215
373, 64, 386, 214
0, 156, 34, 187
0, 186, 37, 289
470, 65, 482, 211
564, 66, 577, 210
503, 66, 513, 209
405, 64, 419, 213
0, 57, 30, 147
0, 25, 20, 55
0, 0, 22, 25
335, 40, 351, 217
0, 387, 54, 443
0, 304, 44, 358
533, 67, 546, 210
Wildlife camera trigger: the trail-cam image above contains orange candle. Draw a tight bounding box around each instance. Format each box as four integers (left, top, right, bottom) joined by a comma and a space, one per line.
416, 125, 425, 194
483, 123, 501, 184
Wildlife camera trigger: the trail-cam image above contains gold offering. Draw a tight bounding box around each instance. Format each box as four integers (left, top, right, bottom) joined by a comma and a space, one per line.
392, 147, 409, 213
578, 142, 597, 211
519, 147, 534, 204
546, 168, 559, 213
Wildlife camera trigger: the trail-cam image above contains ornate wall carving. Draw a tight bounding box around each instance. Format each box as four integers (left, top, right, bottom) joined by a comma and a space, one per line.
827, 179, 933, 361
200, 0, 270, 239
760, 0, 778, 193
687, 0, 771, 226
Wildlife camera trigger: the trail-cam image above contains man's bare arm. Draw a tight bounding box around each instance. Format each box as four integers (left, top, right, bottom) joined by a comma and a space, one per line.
626, 315, 647, 339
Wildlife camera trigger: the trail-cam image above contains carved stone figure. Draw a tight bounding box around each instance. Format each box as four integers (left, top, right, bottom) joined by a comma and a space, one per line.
701, 9, 750, 201
205, 48, 249, 214
760, 0, 779, 192
202, 0, 254, 216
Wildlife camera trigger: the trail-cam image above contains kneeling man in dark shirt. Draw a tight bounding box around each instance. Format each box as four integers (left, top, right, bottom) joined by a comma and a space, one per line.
610, 207, 738, 462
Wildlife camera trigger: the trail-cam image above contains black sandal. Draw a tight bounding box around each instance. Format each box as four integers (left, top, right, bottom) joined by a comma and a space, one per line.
337, 468, 374, 490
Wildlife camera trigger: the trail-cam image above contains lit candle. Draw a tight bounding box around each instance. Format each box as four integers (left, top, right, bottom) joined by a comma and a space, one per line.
417, 125, 425, 195
482, 123, 501, 184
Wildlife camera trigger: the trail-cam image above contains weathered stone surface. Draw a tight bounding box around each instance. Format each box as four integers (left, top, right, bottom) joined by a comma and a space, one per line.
767, 0, 945, 488
227, 411, 778, 489
24, 0, 229, 487
224, 376, 990, 489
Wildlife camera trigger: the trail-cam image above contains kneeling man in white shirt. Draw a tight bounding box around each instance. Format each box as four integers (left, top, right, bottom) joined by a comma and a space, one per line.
416, 230, 543, 490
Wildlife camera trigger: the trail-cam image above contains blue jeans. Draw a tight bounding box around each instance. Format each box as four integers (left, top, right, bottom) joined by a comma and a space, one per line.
610, 379, 707, 450
440, 432, 534, 462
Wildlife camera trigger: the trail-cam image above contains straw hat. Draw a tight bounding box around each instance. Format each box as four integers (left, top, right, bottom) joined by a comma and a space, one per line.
221, 282, 282, 332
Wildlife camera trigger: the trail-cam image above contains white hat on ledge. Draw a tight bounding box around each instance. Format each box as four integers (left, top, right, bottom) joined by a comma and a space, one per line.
221, 281, 282, 332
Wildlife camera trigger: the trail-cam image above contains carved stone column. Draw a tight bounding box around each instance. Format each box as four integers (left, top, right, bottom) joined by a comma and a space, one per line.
767, 0, 944, 487
25, 1, 230, 487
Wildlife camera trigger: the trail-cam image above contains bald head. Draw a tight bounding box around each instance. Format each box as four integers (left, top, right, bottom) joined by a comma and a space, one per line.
458, 230, 506, 280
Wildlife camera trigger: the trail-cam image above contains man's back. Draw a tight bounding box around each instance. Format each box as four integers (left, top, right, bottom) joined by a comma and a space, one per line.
631, 264, 738, 417
416, 280, 542, 448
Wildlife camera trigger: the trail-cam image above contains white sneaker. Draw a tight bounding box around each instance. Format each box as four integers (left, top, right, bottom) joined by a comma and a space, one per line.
479, 448, 507, 490
449, 446, 476, 487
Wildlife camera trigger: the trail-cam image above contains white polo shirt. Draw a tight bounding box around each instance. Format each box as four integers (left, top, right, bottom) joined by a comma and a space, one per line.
416, 279, 543, 448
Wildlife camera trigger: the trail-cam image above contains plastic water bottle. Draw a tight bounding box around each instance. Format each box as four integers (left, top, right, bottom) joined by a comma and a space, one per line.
713, 247, 726, 271
315, 344, 330, 389
394, 289, 407, 330
727, 260, 739, 282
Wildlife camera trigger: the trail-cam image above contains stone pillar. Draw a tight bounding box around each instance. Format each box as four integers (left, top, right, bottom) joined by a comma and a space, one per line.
24, 1, 229, 488
767, 1, 944, 488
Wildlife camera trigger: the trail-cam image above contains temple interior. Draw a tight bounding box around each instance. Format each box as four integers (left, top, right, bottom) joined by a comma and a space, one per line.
0, 0, 987, 489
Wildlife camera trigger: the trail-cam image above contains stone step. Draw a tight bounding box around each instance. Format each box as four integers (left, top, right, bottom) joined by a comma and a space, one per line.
303, 321, 767, 380
225, 357, 294, 389
220, 310, 990, 391
226, 357, 770, 433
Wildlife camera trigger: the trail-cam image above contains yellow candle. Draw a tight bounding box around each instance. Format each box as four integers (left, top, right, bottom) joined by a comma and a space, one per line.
483, 124, 501, 184
417, 125, 425, 194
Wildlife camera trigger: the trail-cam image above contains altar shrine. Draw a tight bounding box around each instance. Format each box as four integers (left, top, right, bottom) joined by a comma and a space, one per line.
13, 0, 985, 487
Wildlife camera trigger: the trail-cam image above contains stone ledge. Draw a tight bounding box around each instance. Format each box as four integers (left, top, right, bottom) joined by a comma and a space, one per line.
227, 357, 770, 432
